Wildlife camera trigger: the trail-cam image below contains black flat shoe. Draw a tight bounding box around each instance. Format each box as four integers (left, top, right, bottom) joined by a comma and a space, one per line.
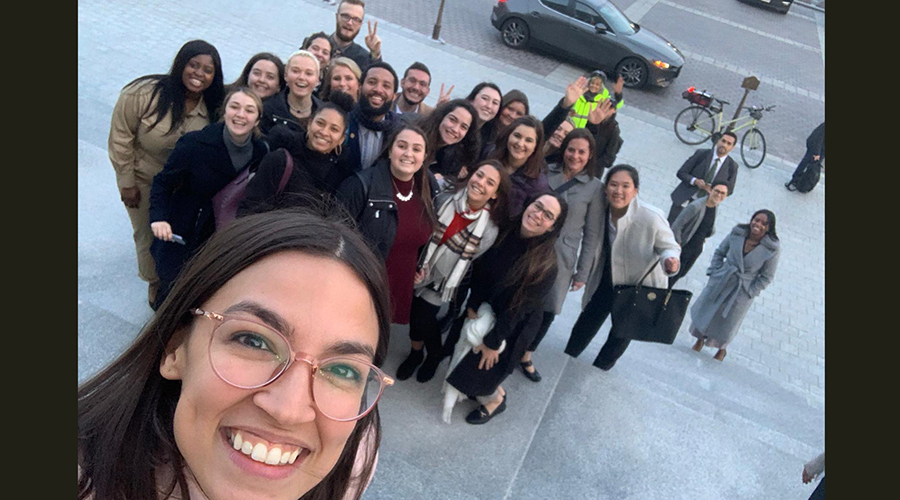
465, 394, 507, 425
396, 349, 424, 381
415, 355, 442, 383
519, 360, 542, 382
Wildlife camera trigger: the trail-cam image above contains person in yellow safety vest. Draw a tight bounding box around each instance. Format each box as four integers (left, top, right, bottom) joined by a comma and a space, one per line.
571, 70, 624, 128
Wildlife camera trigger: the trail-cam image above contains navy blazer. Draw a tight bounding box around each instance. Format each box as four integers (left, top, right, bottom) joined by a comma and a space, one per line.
670, 148, 738, 206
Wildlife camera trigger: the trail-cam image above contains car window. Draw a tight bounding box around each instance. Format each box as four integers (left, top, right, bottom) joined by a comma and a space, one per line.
596, 1, 636, 34
539, 0, 570, 15
574, 2, 602, 26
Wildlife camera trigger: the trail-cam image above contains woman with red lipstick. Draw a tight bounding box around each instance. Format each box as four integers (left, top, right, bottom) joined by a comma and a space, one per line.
148, 87, 268, 308
417, 99, 480, 186
78, 209, 394, 500
109, 39, 225, 309
689, 209, 781, 361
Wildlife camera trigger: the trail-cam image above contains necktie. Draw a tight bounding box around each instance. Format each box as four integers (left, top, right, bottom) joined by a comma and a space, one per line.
700, 158, 719, 197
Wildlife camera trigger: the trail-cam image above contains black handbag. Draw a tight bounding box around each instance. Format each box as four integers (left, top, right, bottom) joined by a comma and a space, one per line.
610, 262, 693, 344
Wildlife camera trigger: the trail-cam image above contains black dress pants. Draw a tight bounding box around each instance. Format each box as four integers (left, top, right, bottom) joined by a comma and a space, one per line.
408, 297, 443, 357
668, 244, 701, 287
565, 276, 631, 369
527, 311, 558, 352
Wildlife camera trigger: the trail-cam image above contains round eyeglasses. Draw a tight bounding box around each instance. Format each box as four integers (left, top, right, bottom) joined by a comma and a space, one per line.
192, 309, 393, 422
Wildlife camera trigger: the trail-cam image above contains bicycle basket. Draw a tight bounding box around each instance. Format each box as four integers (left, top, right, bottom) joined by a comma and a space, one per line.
749, 108, 763, 120
682, 89, 711, 107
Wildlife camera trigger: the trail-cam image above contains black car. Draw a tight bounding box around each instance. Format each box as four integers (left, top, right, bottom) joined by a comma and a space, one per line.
491, 0, 684, 89
738, 0, 794, 15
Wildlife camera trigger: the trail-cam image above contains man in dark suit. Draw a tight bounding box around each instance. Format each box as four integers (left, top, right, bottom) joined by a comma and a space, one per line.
667, 131, 738, 224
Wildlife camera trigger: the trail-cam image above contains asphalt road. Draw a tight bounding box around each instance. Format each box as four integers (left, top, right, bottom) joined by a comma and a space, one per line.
322, 0, 825, 163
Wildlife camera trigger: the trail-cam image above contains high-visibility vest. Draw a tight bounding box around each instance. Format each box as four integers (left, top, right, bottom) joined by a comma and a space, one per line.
571, 88, 624, 128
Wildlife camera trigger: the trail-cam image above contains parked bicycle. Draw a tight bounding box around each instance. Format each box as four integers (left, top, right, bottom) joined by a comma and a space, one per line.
673, 86, 775, 169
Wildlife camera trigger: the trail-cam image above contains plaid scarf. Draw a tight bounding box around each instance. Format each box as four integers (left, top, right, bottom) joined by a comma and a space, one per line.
420, 188, 492, 302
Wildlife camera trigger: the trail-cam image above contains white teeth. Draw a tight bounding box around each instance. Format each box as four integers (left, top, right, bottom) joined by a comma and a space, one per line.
241, 441, 253, 455
232, 432, 243, 451
280, 452, 290, 464
289, 450, 300, 464
251, 443, 268, 462
265, 447, 282, 465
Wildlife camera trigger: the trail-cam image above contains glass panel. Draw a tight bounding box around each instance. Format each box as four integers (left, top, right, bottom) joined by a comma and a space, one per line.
539, 0, 570, 15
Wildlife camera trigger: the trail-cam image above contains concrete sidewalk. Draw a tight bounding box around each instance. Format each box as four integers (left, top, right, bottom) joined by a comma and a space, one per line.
78, 1, 825, 498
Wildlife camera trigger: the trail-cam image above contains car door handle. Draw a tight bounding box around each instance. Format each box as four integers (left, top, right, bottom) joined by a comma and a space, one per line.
530, 11, 540, 17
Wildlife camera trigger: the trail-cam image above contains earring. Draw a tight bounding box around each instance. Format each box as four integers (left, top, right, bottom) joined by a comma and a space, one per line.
334, 142, 343, 156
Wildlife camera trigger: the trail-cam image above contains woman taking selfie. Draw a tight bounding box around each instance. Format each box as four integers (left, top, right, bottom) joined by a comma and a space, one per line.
337, 125, 439, 325
417, 99, 480, 185
490, 115, 549, 217
108, 39, 225, 307
397, 160, 511, 383
565, 165, 681, 371
519, 129, 604, 382
78, 209, 395, 500
689, 209, 781, 361
228, 52, 285, 99
445, 193, 567, 424
238, 92, 356, 215
149, 87, 268, 308
261, 50, 322, 136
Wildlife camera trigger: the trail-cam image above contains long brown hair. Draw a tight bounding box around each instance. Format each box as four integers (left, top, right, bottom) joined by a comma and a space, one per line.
490, 115, 546, 180
501, 192, 568, 314
378, 124, 438, 227
416, 98, 480, 168
456, 159, 512, 226
78, 209, 391, 500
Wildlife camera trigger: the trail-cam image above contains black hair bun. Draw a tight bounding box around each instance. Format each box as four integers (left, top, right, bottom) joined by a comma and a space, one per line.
327, 91, 355, 113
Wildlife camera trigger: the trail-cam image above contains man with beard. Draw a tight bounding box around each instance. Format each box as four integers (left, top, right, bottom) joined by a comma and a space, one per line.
667, 131, 739, 224
393, 62, 433, 120
328, 0, 382, 71
343, 61, 400, 171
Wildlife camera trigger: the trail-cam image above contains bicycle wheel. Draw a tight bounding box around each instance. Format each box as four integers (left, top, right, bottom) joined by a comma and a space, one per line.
674, 106, 716, 145
740, 128, 766, 169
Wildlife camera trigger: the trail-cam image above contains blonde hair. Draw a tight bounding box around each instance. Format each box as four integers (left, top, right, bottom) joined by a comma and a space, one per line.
286, 49, 321, 76
219, 86, 265, 138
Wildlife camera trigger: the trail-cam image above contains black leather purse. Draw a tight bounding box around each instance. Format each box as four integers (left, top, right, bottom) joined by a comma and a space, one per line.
610, 262, 693, 344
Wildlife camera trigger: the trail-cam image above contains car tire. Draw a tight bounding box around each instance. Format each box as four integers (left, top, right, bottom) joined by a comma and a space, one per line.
500, 18, 529, 49
616, 58, 649, 89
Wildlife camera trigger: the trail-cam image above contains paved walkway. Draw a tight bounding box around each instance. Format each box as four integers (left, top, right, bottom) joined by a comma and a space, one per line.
78, 1, 825, 498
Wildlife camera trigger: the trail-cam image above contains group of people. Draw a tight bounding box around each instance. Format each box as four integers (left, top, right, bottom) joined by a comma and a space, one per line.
84, 1, 785, 499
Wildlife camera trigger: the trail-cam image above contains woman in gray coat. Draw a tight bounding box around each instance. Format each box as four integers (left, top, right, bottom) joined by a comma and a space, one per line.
565, 165, 681, 370
690, 209, 781, 361
519, 129, 604, 382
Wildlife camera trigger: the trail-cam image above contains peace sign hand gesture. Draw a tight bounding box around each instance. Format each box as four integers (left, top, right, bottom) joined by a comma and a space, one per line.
436, 83, 455, 107
587, 98, 615, 125
365, 20, 382, 58
562, 76, 589, 108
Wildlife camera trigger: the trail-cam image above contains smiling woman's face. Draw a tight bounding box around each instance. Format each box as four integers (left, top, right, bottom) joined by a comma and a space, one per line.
160, 251, 379, 500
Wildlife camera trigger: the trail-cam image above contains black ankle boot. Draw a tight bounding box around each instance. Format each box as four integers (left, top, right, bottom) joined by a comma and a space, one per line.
416, 354, 442, 383
396, 349, 424, 381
